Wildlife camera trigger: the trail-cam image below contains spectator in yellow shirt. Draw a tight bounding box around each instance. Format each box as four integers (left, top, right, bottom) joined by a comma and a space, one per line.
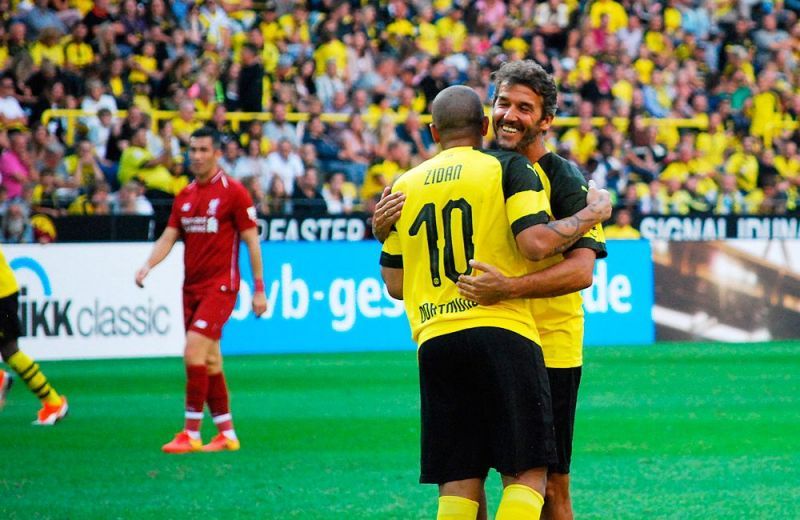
695, 112, 731, 165
128, 40, 160, 85
644, 16, 671, 56
749, 72, 782, 139
604, 209, 641, 239
660, 143, 716, 194
257, 1, 284, 43
360, 141, 410, 202
725, 136, 760, 192
172, 100, 204, 148
67, 182, 112, 215
385, 2, 415, 45
662, 1, 682, 35
589, 0, 627, 33
64, 139, 106, 189
775, 140, 800, 182
64, 22, 94, 71
435, 8, 467, 52
502, 22, 530, 57
416, 5, 440, 56
279, 3, 311, 47
313, 29, 347, 77
560, 117, 598, 166
29, 27, 64, 67
118, 127, 177, 194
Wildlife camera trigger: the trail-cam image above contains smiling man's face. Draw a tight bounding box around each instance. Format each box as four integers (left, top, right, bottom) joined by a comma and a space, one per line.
492, 82, 553, 153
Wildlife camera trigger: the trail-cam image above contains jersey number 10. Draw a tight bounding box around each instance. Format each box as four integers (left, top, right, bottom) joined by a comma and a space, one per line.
409, 199, 475, 287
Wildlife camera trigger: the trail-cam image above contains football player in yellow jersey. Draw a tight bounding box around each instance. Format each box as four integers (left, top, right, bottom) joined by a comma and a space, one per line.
375, 62, 608, 520
0, 246, 68, 424
379, 86, 611, 520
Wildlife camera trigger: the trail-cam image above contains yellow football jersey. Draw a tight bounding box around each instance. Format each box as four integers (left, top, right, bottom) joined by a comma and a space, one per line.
381, 147, 551, 346
528, 153, 607, 368
0, 246, 20, 299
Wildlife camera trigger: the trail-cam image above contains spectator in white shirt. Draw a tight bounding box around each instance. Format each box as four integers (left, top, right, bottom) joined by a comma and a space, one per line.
147, 120, 181, 161
315, 59, 346, 109
87, 108, 114, 159
263, 101, 299, 148
112, 180, 155, 215
322, 172, 354, 214
218, 139, 241, 176
81, 80, 118, 116
266, 138, 304, 196
0, 76, 27, 127
234, 139, 271, 183
199, 0, 233, 49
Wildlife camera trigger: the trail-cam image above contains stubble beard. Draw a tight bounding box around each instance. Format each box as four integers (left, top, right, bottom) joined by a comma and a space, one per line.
495, 123, 540, 155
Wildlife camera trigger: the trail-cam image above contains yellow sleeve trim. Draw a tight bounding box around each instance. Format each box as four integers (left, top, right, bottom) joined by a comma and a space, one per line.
506, 189, 552, 225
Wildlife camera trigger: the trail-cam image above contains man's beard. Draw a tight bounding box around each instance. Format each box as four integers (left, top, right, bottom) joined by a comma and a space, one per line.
494, 119, 542, 153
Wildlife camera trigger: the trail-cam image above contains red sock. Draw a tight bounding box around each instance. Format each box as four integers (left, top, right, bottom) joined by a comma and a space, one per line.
184, 364, 208, 433
207, 371, 234, 434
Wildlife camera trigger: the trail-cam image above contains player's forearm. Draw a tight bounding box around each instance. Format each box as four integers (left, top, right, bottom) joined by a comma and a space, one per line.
241, 229, 265, 285
145, 227, 178, 268
508, 251, 596, 299
518, 205, 605, 261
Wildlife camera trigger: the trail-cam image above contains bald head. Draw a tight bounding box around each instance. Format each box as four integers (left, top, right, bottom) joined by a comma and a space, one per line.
432, 86, 485, 139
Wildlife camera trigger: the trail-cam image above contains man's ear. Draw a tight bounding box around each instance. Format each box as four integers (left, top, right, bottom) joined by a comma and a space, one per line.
539, 114, 555, 133
430, 123, 440, 144
481, 115, 489, 137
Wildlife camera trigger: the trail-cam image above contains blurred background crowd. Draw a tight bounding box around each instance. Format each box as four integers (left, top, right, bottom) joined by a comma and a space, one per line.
1, 0, 799, 243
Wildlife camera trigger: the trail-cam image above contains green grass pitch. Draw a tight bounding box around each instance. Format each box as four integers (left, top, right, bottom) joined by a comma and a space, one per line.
1, 341, 799, 519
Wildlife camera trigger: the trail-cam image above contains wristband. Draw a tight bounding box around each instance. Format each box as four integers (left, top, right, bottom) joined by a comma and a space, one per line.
253, 279, 265, 293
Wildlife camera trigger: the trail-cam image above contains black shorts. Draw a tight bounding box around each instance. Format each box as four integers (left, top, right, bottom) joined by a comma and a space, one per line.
547, 367, 582, 474
418, 327, 557, 484
0, 292, 22, 344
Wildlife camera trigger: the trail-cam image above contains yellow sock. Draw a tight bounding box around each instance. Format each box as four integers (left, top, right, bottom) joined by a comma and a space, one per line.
437, 495, 479, 520
495, 484, 544, 520
7, 351, 61, 405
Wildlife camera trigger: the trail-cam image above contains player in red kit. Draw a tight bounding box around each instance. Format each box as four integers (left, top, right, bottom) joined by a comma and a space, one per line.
135, 127, 267, 453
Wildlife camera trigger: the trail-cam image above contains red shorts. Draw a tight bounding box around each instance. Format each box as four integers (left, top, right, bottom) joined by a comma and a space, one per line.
183, 289, 238, 340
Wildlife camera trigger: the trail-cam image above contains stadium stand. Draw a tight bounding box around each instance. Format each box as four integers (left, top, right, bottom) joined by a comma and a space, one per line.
0, 0, 799, 243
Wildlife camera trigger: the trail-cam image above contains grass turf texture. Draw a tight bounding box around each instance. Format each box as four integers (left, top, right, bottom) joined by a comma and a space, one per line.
1, 341, 798, 519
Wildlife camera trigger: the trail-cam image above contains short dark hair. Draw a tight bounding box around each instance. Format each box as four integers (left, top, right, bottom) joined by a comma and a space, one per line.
190, 126, 221, 149
492, 60, 558, 117
431, 85, 485, 136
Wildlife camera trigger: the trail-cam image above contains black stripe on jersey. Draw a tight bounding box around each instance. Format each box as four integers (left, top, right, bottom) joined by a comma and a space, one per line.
569, 237, 608, 258
482, 149, 545, 199
538, 152, 589, 219
380, 252, 403, 268
511, 211, 550, 236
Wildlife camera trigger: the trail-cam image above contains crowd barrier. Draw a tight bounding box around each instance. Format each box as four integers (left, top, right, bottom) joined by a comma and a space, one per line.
4, 238, 797, 360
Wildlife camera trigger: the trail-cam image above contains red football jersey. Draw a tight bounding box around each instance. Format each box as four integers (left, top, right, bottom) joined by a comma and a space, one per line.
167, 170, 258, 293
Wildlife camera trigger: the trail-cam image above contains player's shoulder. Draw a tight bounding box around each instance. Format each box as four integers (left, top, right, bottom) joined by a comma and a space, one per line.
174, 181, 197, 199
480, 148, 530, 168
538, 152, 587, 187
392, 160, 426, 189
221, 173, 245, 190
479, 149, 537, 184
538, 152, 582, 178
208, 172, 247, 195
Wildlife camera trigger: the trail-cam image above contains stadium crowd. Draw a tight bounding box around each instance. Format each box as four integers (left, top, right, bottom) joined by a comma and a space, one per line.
1, 0, 799, 243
